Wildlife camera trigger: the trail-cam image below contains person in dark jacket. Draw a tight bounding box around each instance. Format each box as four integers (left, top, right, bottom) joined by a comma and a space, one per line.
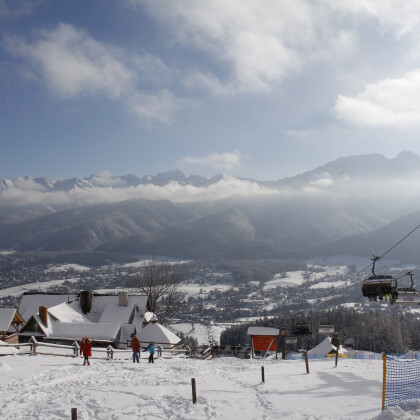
80, 336, 92, 366
144, 342, 155, 363
130, 333, 141, 363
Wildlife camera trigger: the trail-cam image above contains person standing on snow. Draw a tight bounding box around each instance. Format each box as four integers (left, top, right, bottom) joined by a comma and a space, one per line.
130, 333, 141, 363
144, 342, 155, 363
80, 336, 92, 366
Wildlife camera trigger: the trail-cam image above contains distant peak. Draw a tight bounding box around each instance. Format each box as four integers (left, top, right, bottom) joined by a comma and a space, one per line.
395, 150, 419, 159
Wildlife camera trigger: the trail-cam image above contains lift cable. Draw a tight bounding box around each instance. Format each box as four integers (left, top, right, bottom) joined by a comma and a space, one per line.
349, 222, 420, 281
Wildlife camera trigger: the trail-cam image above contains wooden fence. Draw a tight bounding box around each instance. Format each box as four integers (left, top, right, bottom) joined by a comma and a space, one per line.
0, 337, 189, 360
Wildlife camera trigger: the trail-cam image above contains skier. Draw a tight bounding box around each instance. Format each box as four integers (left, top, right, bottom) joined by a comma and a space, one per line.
80, 336, 92, 366
144, 342, 155, 363
130, 333, 141, 363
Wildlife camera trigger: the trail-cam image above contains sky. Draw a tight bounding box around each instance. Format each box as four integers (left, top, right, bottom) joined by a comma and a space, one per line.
2, 1, 420, 181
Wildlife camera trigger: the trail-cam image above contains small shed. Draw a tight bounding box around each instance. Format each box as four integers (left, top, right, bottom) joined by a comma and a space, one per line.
0, 308, 25, 343
247, 327, 279, 358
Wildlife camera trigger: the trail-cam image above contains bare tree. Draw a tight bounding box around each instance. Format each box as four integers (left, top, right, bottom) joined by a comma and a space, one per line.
126, 259, 183, 324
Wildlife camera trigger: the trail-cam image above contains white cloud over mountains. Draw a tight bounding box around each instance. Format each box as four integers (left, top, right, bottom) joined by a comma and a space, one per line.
3, 23, 182, 125
0, 175, 282, 209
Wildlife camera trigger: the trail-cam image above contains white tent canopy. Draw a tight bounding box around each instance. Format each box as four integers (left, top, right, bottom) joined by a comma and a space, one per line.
308, 337, 347, 355
138, 323, 181, 348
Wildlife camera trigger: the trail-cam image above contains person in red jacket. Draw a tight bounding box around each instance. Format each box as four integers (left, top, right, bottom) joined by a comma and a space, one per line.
80, 336, 92, 366
130, 333, 141, 363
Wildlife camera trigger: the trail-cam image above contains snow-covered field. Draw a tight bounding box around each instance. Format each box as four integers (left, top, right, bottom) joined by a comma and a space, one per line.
44, 264, 90, 273
0, 278, 80, 297
0, 354, 418, 419
263, 265, 349, 290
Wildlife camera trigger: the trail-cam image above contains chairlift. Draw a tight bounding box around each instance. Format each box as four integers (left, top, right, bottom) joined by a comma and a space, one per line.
361, 256, 397, 302
394, 271, 420, 305
291, 324, 312, 335
318, 324, 334, 334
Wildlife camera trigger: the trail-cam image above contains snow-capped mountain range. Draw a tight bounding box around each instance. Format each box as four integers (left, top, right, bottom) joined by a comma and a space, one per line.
2, 151, 420, 262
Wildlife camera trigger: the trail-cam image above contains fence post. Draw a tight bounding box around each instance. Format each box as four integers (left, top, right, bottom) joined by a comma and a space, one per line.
382, 353, 387, 411
107, 345, 114, 360
304, 351, 309, 374
191, 378, 197, 404
281, 329, 286, 360
72, 341, 80, 358
71, 407, 77, 419
335, 350, 339, 367
30, 336, 37, 356
354, 352, 357, 359
261, 366, 265, 383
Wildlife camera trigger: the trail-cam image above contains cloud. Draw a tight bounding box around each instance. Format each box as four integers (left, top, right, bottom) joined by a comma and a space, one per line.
311, 176, 335, 188
0, 0, 43, 18
322, 0, 420, 38
335, 70, 420, 128
3, 23, 182, 125
0, 175, 282, 208
179, 151, 243, 171
136, 0, 319, 94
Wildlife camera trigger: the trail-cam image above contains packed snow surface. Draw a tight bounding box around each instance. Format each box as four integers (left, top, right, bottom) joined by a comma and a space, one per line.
0, 354, 419, 419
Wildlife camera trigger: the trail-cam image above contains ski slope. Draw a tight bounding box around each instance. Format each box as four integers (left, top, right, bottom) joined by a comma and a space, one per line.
0, 354, 419, 419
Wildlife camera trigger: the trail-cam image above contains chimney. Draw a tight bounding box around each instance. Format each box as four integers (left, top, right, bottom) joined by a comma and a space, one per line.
119, 291, 128, 306
39, 306, 48, 327
80, 290, 92, 314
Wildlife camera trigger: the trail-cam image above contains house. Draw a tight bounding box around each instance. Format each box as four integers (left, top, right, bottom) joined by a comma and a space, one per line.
0, 308, 25, 343
18, 291, 151, 348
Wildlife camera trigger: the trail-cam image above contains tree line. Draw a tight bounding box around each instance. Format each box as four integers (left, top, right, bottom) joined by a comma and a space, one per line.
220, 307, 420, 354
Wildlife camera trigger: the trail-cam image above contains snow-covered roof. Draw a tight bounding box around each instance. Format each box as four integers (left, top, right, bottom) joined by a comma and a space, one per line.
138, 323, 181, 347
18, 293, 77, 322
94, 295, 149, 323
48, 302, 91, 323
308, 337, 347, 355
247, 327, 280, 336
49, 322, 121, 342
0, 308, 16, 332
144, 311, 155, 322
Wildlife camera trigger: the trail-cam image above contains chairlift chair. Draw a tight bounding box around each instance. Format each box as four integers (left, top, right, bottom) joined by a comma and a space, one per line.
291, 324, 312, 335
318, 324, 334, 334
362, 256, 397, 302
394, 271, 420, 305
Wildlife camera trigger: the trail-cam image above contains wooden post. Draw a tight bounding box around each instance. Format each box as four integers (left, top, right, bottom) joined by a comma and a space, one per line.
71, 407, 77, 420
191, 378, 197, 404
261, 366, 265, 383
382, 353, 387, 411
304, 351, 309, 374
72, 341, 80, 358
281, 329, 286, 360
30, 336, 37, 356
335, 350, 339, 367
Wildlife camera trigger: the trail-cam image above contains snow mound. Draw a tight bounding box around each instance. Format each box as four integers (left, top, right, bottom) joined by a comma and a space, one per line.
0, 361, 12, 371
374, 399, 420, 419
